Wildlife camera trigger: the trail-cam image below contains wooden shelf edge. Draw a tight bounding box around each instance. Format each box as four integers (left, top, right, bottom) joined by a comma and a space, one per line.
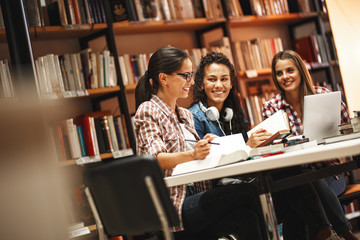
112, 18, 226, 34
229, 13, 317, 27
88, 224, 97, 232
87, 86, 120, 96
238, 68, 272, 79
58, 153, 119, 167
125, 84, 137, 92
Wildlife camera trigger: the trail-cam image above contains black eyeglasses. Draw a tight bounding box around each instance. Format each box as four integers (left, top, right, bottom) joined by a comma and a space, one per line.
176, 72, 194, 82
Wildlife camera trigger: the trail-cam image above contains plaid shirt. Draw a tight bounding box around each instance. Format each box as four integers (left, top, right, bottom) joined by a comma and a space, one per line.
262, 86, 350, 168
134, 95, 212, 232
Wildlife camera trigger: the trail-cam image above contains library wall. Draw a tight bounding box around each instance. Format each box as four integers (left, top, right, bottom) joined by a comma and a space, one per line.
89, 31, 200, 114
326, 0, 360, 117
230, 25, 292, 49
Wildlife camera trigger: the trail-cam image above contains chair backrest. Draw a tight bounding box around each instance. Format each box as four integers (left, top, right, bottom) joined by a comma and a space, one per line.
83, 155, 180, 237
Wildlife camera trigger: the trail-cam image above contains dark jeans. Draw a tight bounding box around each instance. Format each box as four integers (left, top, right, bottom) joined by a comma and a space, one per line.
174, 183, 265, 240
313, 178, 352, 236
271, 167, 331, 240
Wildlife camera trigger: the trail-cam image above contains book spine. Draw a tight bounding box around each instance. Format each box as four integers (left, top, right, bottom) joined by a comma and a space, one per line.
55, 125, 68, 161
90, 117, 100, 155
113, 116, 123, 150
76, 125, 87, 157
101, 116, 114, 152
107, 115, 119, 151
93, 117, 107, 153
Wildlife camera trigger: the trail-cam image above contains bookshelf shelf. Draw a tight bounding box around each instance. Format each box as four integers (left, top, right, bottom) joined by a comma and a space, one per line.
112, 18, 226, 34
125, 84, 136, 93
0, 24, 107, 42
238, 68, 272, 79
86, 86, 120, 96
88, 224, 97, 232
345, 211, 360, 220
228, 13, 317, 27
59, 153, 115, 167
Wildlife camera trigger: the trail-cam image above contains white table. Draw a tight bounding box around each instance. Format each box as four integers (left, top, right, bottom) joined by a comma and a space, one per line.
165, 138, 360, 239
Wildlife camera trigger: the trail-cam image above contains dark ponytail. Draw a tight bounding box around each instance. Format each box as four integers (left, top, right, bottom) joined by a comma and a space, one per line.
135, 46, 189, 110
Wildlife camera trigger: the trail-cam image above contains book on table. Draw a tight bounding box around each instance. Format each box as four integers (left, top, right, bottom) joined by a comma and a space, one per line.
323, 131, 360, 144
247, 110, 290, 147
172, 133, 284, 176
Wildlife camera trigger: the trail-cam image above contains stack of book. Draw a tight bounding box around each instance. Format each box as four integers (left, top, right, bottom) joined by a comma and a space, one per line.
245, 94, 272, 126
0, 59, 15, 98
351, 111, 360, 132
294, 35, 329, 68
222, 0, 314, 17
233, 37, 283, 72
52, 111, 132, 163
46, 0, 106, 25
119, 39, 234, 86
119, 0, 223, 22
35, 49, 117, 99
323, 112, 360, 144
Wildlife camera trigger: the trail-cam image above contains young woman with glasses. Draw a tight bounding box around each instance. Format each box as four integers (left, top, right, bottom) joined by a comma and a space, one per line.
134, 46, 265, 240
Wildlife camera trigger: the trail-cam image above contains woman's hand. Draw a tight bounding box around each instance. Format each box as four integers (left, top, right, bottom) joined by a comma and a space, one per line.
203, 133, 218, 141
192, 139, 212, 160
246, 128, 273, 148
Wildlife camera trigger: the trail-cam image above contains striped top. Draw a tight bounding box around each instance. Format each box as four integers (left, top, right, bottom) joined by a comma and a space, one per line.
134, 95, 212, 231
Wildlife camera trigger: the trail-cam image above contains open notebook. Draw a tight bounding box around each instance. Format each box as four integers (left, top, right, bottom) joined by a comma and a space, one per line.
172, 133, 250, 175
171, 133, 287, 175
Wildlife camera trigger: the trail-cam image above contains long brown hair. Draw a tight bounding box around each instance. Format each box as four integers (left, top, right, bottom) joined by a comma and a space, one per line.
271, 50, 316, 117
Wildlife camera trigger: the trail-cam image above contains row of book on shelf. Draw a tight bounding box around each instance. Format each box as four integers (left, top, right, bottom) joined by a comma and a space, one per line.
35, 49, 117, 99
343, 198, 360, 220
0, 33, 333, 100
294, 34, 329, 68
245, 91, 276, 127
47, 0, 107, 26
118, 38, 234, 86
117, 0, 316, 22
0, 0, 107, 29
234, 0, 314, 17
234, 37, 283, 72
0, 59, 15, 98
0, 0, 319, 29
112, 0, 225, 22
51, 110, 133, 165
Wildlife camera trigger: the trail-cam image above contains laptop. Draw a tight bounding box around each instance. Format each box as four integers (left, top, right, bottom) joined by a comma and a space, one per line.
303, 91, 341, 143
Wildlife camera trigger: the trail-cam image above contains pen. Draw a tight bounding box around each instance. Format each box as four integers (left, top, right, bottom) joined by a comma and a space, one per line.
185, 139, 220, 145
249, 150, 284, 160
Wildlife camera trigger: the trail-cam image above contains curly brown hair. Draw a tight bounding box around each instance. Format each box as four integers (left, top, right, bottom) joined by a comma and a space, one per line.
192, 52, 249, 137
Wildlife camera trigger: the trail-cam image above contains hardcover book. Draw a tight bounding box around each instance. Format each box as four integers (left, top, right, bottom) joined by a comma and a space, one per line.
172, 133, 251, 175
109, 0, 129, 22
247, 110, 290, 147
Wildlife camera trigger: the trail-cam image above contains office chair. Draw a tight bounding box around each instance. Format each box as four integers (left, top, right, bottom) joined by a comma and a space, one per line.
83, 155, 180, 240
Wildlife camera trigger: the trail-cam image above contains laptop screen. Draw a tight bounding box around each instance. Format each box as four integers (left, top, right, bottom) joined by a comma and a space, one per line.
303, 91, 341, 143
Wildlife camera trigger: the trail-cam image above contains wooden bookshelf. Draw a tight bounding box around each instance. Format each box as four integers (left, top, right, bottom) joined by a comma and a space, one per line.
58, 150, 133, 167
125, 84, 136, 93
0, 24, 107, 42
228, 13, 317, 27
88, 224, 97, 232
238, 68, 272, 79
112, 18, 226, 35
86, 86, 121, 96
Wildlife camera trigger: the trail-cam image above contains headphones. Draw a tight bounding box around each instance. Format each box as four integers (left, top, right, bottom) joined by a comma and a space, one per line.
199, 101, 233, 135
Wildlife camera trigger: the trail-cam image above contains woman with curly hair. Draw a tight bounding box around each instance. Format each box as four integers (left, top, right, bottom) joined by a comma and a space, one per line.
189, 52, 341, 240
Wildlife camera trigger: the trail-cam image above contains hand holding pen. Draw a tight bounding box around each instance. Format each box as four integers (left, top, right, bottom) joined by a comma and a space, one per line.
190, 135, 218, 160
